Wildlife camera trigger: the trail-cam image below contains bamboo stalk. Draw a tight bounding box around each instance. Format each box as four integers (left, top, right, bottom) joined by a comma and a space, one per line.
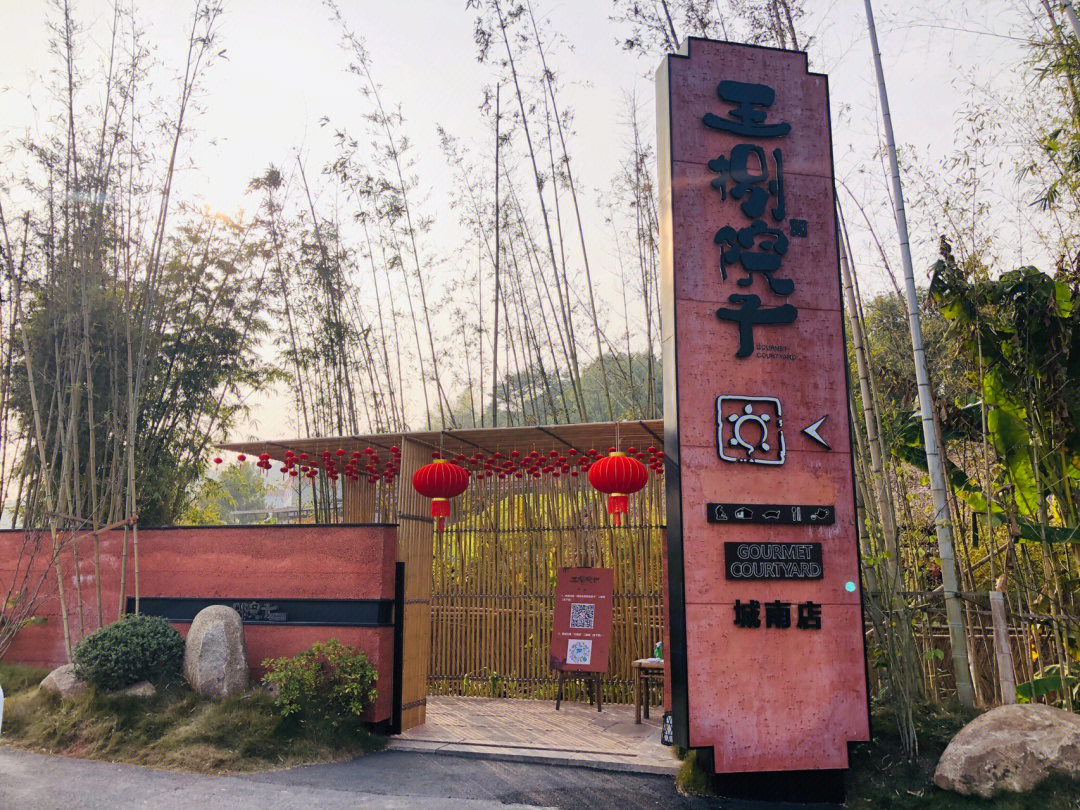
863, 0, 975, 707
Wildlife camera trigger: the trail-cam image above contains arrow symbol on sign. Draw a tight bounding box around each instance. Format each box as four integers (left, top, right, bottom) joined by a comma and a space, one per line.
803, 415, 831, 450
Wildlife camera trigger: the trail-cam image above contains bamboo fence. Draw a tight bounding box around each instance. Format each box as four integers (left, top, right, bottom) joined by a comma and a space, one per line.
428, 458, 666, 705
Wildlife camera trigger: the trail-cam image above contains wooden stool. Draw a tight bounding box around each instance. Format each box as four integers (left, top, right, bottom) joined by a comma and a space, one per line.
632, 658, 664, 723
554, 669, 602, 712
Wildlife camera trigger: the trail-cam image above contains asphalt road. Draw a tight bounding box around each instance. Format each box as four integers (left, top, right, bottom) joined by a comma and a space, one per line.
0, 746, 832, 810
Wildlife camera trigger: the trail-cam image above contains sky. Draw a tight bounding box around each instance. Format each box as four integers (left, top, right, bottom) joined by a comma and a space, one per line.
0, 0, 1045, 443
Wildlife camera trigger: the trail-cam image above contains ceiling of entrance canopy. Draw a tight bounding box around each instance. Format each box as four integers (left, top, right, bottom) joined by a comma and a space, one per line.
220, 419, 664, 464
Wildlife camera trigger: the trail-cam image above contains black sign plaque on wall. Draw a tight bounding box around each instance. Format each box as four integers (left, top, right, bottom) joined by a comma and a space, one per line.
706, 503, 834, 525
127, 596, 395, 627
724, 542, 824, 580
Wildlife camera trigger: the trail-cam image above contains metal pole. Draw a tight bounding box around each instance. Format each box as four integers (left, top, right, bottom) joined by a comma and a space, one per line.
862, 0, 975, 707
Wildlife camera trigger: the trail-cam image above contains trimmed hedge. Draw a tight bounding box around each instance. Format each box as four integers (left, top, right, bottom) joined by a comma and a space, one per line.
73, 614, 185, 691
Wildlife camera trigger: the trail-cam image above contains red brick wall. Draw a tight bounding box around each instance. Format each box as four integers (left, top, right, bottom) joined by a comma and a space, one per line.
0, 524, 398, 723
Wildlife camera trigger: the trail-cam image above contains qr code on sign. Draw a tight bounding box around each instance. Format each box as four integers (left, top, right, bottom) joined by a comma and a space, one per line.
569, 602, 595, 629
567, 638, 593, 665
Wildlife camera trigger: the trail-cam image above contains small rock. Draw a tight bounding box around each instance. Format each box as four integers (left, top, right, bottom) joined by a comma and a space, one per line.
183, 605, 249, 699
934, 703, 1080, 797
39, 664, 89, 700
117, 680, 156, 698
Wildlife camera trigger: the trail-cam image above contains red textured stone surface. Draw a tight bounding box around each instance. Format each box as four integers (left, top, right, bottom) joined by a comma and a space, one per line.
659, 39, 869, 772
0, 524, 397, 722
685, 602, 868, 771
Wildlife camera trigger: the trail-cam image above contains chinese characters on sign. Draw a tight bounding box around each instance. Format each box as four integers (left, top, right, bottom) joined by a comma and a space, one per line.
704, 81, 804, 358
733, 599, 823, 630
232, 600, 288, 623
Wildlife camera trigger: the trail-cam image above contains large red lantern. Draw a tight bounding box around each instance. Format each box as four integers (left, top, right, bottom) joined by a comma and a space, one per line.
412, 458, 469, 531
587, 450, 648, 526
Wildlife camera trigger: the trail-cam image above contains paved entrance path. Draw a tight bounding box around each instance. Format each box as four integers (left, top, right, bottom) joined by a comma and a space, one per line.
0, 747, 829, 810
0, 747, 543, 810
393, 695, 678, 774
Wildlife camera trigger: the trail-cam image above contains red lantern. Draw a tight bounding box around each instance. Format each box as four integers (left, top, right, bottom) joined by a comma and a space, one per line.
587, 451, 648, 526
412, 459, 469, 531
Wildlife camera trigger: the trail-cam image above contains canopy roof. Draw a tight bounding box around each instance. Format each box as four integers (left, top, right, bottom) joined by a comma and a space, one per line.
220, 419, 665, 464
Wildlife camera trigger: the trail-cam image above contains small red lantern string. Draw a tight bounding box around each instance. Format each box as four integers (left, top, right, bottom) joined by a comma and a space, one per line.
216, 434, 661, 495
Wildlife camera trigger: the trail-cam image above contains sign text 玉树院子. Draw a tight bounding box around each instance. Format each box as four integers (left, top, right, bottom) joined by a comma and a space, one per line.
705, 80, 803, 358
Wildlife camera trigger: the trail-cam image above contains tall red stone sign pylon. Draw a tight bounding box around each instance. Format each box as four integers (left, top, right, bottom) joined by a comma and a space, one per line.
658, 39, 870, 774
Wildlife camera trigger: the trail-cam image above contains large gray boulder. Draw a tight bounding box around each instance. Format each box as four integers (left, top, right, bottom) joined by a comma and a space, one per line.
183, 605, 249, 699
39, 664, 89, 700
934, 703, 1080, 797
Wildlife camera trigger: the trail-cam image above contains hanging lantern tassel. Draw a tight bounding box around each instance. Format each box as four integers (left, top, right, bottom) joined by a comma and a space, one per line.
587, 451, 648, 527
607, 493, 629, 524
412, 457, 470, 531
431, 497, 451, 530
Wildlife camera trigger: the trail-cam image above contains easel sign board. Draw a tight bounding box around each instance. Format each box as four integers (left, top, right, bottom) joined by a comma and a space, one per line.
657, 39, 870, 773
549, 567, 614, 673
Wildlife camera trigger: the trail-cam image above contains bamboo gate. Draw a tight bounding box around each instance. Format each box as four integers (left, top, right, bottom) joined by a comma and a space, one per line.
226, 420, 668, 729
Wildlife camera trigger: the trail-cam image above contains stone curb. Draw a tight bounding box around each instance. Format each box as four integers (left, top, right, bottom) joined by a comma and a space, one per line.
386, 738, 680, 776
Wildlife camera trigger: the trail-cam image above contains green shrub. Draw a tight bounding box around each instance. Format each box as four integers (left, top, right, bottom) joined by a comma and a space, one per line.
261, 639, 377, 736
73, 614, 185, 691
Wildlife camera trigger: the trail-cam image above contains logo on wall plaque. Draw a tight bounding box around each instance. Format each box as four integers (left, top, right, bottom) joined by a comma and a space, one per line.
716, 395, 785, 464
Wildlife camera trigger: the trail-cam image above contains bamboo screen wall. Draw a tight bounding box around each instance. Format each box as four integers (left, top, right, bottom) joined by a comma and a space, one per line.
225, 420, 668, 712
428, 463, 666, 704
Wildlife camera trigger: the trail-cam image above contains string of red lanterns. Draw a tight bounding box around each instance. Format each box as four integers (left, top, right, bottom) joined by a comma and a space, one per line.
207, 444, 664, 494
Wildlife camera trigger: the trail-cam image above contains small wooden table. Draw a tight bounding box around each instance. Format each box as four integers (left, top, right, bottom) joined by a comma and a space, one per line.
632, 658, 664, 724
